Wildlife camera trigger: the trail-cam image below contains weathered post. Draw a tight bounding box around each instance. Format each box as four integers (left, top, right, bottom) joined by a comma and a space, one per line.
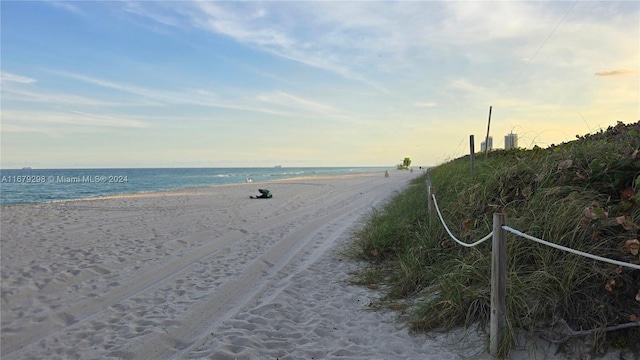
490, 213, 507, 357
484, 106, 492, 160
470, 135, 475, 176
426, 177, 431, 211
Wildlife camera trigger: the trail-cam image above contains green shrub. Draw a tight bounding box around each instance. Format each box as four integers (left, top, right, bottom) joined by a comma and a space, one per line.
350, 121, 640, 356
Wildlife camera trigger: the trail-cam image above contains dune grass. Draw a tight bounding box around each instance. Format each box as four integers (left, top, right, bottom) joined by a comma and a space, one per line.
349, 121, 640, 356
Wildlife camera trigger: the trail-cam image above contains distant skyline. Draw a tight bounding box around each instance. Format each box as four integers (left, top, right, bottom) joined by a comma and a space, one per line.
1, 1, 638, 169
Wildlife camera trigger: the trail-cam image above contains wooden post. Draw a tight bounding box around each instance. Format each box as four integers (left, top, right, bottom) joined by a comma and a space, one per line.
490, 213, 507, 357
470, 135, 475, 176
426, 177, 431, 210
426, 169, 436, 224
484, 106, 492, 160
428, 185, 436, 223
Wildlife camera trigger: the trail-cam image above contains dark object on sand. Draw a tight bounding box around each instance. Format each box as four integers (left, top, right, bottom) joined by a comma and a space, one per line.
250, 189, 272, 199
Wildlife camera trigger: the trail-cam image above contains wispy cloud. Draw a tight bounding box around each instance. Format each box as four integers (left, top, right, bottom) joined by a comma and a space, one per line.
1, 72, 37, 84
195, 2, 293, 48
53, 71, 168, 101
122, 1, 182, 28
440, 1, 547, 43
414, 101, 438, 108
181, 2, 391, 93
122, 1, 386, 91
2, 87, 151, 107
48, 1, 84, 16
257, 91, 338, 115
52, 71, 334, 118
2, 110, 148, 130
448, 78, 490, 96
595, 69, 637, 77
68, 111, 148, 128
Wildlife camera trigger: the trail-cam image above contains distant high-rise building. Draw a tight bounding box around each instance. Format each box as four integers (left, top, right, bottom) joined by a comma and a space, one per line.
505, 133, 518, 149
481, 136, 493, 152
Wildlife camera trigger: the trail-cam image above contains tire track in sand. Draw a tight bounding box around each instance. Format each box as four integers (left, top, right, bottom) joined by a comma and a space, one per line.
1, 172, 418, 359
120, 180, 392, 359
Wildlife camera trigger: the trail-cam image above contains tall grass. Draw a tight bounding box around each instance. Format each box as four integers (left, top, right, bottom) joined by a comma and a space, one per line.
349, 121, 640, 356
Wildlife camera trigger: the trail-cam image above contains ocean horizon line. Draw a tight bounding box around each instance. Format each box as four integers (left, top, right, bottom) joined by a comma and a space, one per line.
1, 165, 393, 171
0, 166, 410, 206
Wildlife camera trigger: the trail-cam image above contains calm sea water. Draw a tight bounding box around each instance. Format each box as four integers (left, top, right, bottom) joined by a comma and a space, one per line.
0, 167, 389, 206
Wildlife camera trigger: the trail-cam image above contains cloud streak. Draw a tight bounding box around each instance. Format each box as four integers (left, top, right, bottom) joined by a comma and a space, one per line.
1, 72, 37, 84
2, 86, 148, 107
257, 91, 338, 115
182, 2, 392, 93
595, 69, 637, 77
414, 101, 438, 108
2, 110, 148, 130
52, 71, 342, 120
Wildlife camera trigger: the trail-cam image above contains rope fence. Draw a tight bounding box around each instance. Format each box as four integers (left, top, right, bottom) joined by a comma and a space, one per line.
431, 195, 493, 247
431, 192, 640, 270
427, 185, 640, 356
502, 225, 640, 270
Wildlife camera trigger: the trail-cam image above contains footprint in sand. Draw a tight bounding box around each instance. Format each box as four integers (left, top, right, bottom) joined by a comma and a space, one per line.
55, 312, 77, 326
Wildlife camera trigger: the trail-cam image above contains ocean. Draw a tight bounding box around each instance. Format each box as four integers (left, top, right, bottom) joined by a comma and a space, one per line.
0, 167, 390, 206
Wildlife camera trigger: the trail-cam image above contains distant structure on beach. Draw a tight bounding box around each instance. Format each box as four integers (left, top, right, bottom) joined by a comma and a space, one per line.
481, 136, 493, 152
505, 133, 518, 149
396, 157, 412, 170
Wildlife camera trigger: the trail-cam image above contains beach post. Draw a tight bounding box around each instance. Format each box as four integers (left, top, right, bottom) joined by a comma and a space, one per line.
490, 213, 507, 357
470, 135, 475, 176
425, 172, 431, 218
484, 105, 493, 160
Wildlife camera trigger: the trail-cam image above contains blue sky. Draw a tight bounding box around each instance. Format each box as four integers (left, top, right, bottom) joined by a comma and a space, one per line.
1, 1, 638, 168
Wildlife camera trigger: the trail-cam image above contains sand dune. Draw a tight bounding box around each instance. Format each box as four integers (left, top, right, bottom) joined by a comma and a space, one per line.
2, 171, 500, 359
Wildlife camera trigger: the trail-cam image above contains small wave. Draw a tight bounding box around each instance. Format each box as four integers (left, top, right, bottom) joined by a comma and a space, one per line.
0, 167, 390, 205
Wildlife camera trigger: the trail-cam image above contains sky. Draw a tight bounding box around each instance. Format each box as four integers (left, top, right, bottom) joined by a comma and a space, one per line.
1, 1, 638, 169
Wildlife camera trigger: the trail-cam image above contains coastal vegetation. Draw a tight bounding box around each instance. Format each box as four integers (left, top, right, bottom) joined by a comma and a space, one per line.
350, 121, 640, 357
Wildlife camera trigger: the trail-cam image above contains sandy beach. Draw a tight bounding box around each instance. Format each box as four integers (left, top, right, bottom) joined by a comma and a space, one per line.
1, 170, 551, 359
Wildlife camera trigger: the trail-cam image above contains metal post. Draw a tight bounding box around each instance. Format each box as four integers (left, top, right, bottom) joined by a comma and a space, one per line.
490, 213, 507, 357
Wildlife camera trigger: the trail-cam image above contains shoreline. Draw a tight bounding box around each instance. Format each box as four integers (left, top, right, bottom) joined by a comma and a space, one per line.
0, 168, 402, 207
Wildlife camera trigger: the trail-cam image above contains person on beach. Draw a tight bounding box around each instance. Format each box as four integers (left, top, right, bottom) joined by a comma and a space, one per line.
250, 189, 272, 199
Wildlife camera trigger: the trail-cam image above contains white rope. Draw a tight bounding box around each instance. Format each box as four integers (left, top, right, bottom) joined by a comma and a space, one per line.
429, 190, 639, 270
431, 194, 493, 248
502, 226, 640, 270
